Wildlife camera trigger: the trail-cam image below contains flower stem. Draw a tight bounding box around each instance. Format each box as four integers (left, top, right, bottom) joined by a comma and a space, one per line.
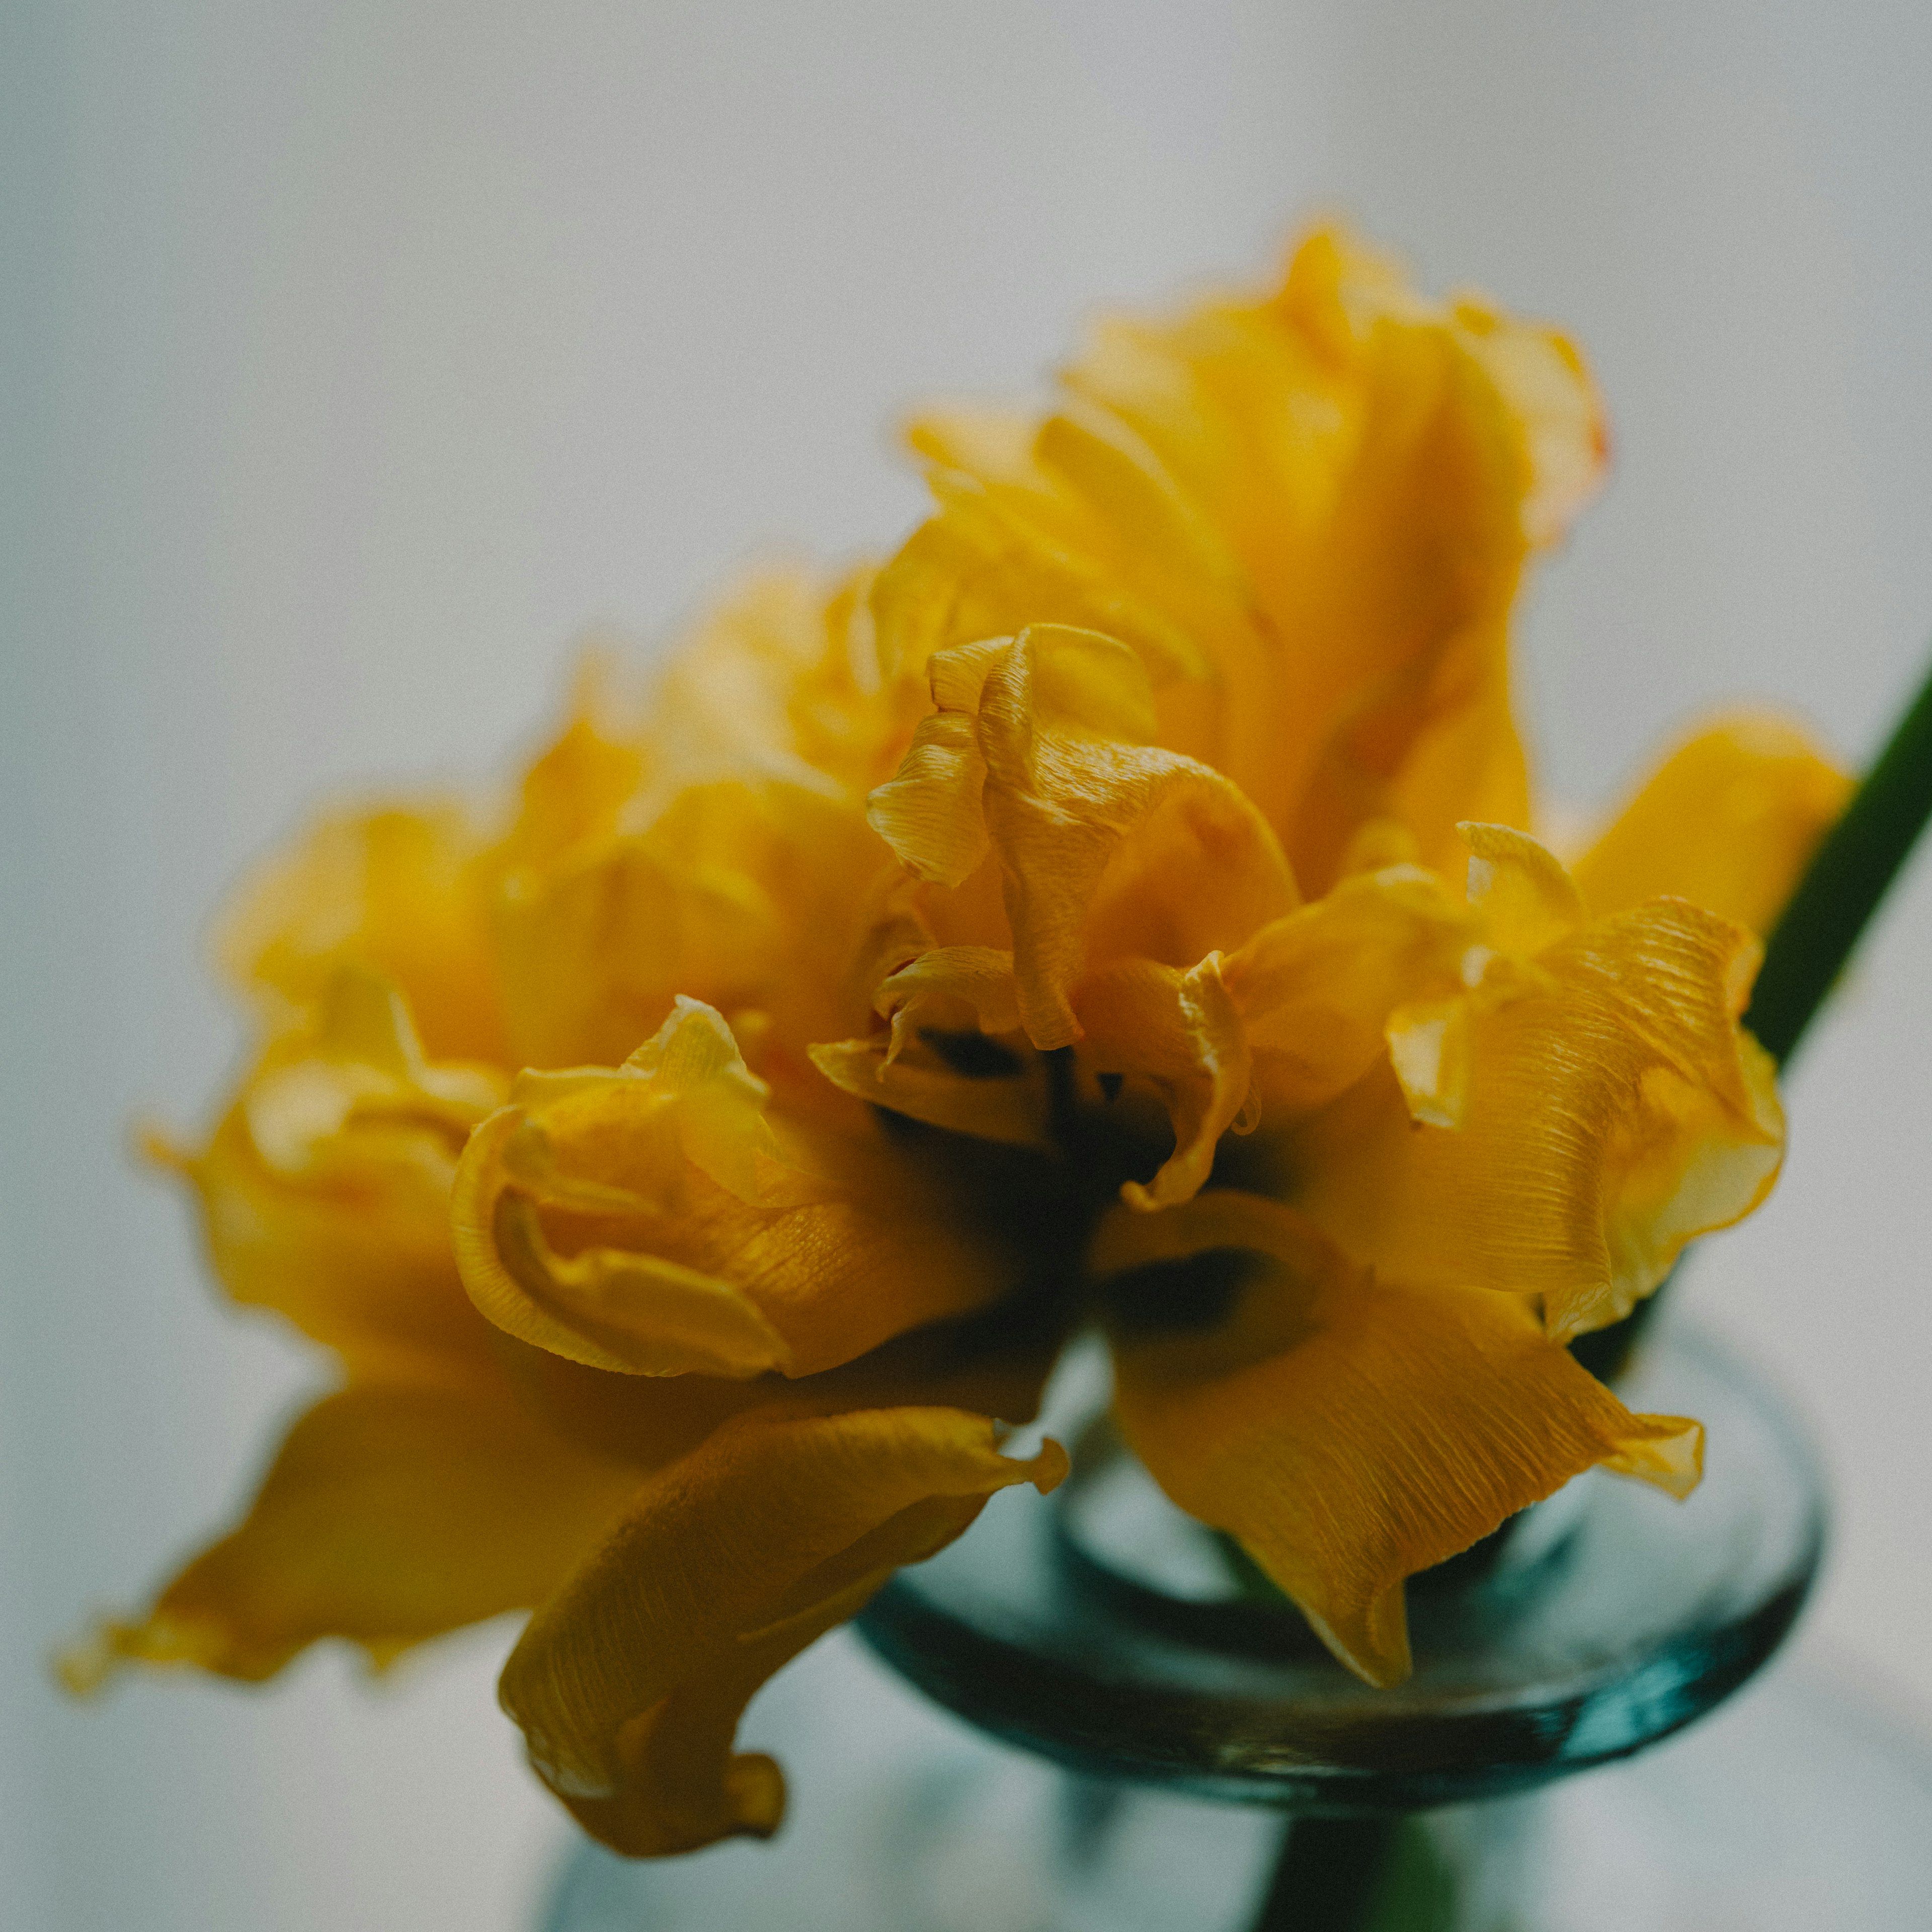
1745, 650, 1932, 1068
1248, 1816, 1400, 1932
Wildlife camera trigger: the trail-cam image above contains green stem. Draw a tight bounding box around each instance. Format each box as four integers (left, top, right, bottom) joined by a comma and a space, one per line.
1249, 1817, 1400, 1932
1745, 650, 1932, 1068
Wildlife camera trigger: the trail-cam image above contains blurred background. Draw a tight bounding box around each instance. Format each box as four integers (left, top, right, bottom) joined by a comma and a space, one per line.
6, 2, 1932, 1926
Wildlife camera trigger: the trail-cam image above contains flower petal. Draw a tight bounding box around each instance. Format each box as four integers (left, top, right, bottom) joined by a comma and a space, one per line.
453, 1000, 1024, 1378
1571, 716, 1850, 934
491, 777, 887, 1075
869, 625, 1295, 1048
808, 1035, 1052, 1150
1093, 1193, 1700, 1687
888, 226, 1606, 891
1460, 821, 1586, 956
158, 969, 505, 1377
498, 1406, 1066, 1856
1283, 901, 1784, 1339
1220, 862, 1477, 1116
59, 1381, 643, 1687
1072, 954, 1252, 1210
217, 802, 505, 1063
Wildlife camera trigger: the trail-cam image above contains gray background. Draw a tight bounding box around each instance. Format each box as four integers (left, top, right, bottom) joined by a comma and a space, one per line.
6, 3, 1931, 1926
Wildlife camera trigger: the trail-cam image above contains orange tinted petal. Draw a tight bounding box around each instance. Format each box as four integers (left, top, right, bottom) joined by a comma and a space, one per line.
498, 1407, 1065, 1855
1095, 1193, 1699, 1686
60, 1380, 642, 1687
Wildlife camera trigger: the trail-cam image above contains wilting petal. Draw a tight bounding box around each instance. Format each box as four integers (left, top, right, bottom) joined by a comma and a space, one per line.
1073, 954, 1253, 1210
453, 1000, 1023, 1378
1571, 716, 1849, 933
217, 802, 505, 1063
498, 1406, 1066, 1856
159, 969, 504, 1377
1221, 863, 1477, 1116
870, 626, 1294, 1048
60, 1380, 644, 1687
1093, 1193, 1700, 1686
886, 227, 1605, 889
1283, 901, 1784, 1339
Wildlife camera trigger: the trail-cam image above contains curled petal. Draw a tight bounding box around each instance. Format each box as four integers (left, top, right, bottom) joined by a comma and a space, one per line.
498, 1407, 1066, 1856
1461, 821, 1586, 956
1571, 716, 1850, 934
1093, 1193, 1700, 1687
1073, 954, 1252, 1210
453, 1000, 1022, 1378
59, 1381, 643, 1688
870, 626, 1294, 1049
1284, 902, 1785, 1339
809, 1036, 1051, 1150
891, 225, 1602, 886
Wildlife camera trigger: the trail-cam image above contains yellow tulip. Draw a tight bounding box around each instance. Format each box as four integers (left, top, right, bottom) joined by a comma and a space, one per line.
68, 227, 1846, 1857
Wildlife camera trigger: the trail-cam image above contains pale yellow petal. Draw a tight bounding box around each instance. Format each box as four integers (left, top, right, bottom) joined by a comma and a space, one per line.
1094, 1193, 1700, 1687
1571, 716, 1850, 934
498, 1407, 1066, 1856
1461, 821, 1586, 956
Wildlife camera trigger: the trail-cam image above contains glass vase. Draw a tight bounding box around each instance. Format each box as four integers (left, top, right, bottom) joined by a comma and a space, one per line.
540, 1323, 1932, 1930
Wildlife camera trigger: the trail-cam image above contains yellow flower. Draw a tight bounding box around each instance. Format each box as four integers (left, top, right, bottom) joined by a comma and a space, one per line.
69, 227, 1846, 1860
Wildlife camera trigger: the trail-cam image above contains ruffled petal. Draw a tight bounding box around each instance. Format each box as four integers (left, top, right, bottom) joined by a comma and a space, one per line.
1221, 862, 1477, 1116
1283, 899, 1784, 1339
453, 999, 1023, 1378
882, 226, 1605, 891
498, 1406, 1066, 1856
59, 1380, 643, 1687
1571, 716, 1850, 934
868, 625, 1295, 1048
647, 564, 918, 799
156, 968, 505, 1377
491, 777, 887, 1076
217, 802, 505, 1063
1093, 1193, 1700, 1687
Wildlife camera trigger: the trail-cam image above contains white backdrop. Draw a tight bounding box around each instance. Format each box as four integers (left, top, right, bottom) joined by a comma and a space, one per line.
7, 4, 1932, 1927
